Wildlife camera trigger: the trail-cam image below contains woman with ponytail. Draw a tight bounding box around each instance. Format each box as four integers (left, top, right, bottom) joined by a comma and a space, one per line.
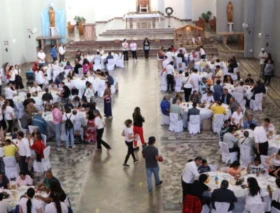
19, 188, 43, 213
45, 193, 68, 213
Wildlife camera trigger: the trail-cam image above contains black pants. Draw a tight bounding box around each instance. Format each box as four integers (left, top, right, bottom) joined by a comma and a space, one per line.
183, 88, 192, 102
59, 54, 64, 62
258, 141, 268, 156
52, 57, 57, 62
181, 178, 191, 202
0, 85, 2, 96
131, 51, 137, 59
123, 51, 129, 61
124, 141, 136, 164
19, 156, 29, 174
264, 75, 272, 85
166, 74, 174, 92
144, 50, 149, 58
96, 128, 111, 150
6, 119, 13, 133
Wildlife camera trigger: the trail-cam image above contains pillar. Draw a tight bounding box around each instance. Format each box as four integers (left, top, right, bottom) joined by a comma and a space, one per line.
243, 0, 255, 58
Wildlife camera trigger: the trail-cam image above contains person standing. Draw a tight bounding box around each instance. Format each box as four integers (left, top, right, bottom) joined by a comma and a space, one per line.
130, 40, 138, 61
250, 123, 268, 156
132, 107, 146, 150
258, 48, 268, 78
122, 39, 129, 62
166, 62, 175, 92
63, 107, 75, 149
17, 131, 31, 175
94, 110, 111, 150
37, 49, 46, 67
51, 45, 57, 62
264, 59, 274, 85
143, 38, 150, 59
182, 72, 193, 102
103, 82, 112, 119
2, 100, 15, 133
58, 43, 66, 63
142, 136, 163, 193
122, 119, 138, 167
52, 102, 63, 147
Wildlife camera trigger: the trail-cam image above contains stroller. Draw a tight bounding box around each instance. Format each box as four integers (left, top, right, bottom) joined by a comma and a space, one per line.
25, 70, 35, 87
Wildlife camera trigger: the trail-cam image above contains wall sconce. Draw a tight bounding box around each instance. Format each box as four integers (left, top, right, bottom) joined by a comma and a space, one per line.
28, 27, 38, 39
258, 33, 262, 38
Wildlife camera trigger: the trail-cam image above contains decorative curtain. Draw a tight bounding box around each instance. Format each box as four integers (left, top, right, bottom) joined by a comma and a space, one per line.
41, 6, 66, 43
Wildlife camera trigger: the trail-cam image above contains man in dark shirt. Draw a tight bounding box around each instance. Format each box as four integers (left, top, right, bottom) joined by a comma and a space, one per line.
245, 74, 254, 85
211, 180, 237, 211
42, 171, 61, 190
188, 174, 210, 200
105, 71, 114, 86
177, 50, 185, 62
23, 93, 35, 108
220, 120, 230, 141
187, 102, 200, 121
142, 136, 162, 192
220, 88, 232, 105
42, 88, 53, 102
0, 172, 10, 189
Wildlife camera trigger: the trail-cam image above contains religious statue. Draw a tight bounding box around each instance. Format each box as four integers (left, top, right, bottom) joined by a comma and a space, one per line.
49, 6, 55, 27
227, 1, 233, 22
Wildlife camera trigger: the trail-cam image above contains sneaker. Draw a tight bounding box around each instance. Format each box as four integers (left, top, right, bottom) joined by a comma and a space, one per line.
134, 160, 138, 163
123, 164, 129, 167
156, 181, 163, 187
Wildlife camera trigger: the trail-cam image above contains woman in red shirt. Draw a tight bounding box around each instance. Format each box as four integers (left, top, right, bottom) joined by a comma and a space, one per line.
30, 133, 46, 162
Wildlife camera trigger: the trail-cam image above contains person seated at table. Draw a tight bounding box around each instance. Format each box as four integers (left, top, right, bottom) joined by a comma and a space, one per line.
245, 74, 254, 85
220, 88, 232, 105
243, 114, 257, 129
72, 96, 81, 109
251, 79, 266, 100
174, 92, 183, 102
29, 133, 46, 166
247, 157, 265, 175
45, 193, 68, 213
44, 101, 52, 112
48, 80, 58, 91
42, 88, 53, 103
220, 120, 230, 141
213, 80, 223, 101
231, 106, 243, 128
234, 81, 246, 93
25, 101, 40, 116
268, 179, 280, 211
211, 180, 237, 212
244, 177, 267, 211
32, 114, 48, 136
177, 49, 185, 63
19, 187, 43, 213
37, 171, 61, 192
81, 97, 90, 109
23, 93, 36, 108
224, 127, 239, 155
200, 77, 207, 95
223, 75, 233, 85
187, 102, 200, 121
227, 161, 242, 178
0, 192, 13, 212
202, 64, 211, 73
229, 97, 239, 113
190, 90, 201, 104
58, 84, 70, 104
265, 149, 280, 178
64, 99, 73, 110
15, 171, 33, 187
198, 159, 211, 174
160, 95, 170, 118
209, 101, 226, 116
201, 90, 214, 104
3, 139, 18, 157
20, 111, 32, 129
64, 61, 73, 70
54, 72, 65, 87
170, 98, 184, 119
73, 58, 82, 74
263, 118, 276, 134
214, 65, 223, 80
0, 172, 10, 189
30, 82, 42, 95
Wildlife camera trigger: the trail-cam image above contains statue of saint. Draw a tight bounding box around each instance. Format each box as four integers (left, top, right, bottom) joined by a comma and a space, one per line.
49, 6, 55, 27
227, 1, 233, 22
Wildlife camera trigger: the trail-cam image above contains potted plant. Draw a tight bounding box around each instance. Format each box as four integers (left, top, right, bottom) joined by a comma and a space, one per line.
74, 16, 86, 35
201, 11, 212, 23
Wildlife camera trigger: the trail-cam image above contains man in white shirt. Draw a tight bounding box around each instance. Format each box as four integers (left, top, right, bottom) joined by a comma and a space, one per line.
190, 69, 200, 92
166, 62, 175, 92
130, 40, 138, 61
37, 49, 46, 67
31, 82, 42, 95
250, 123, 268, 156
162, 56, 170, 69
181, 157, 202, 200
200, 45, 206, 59
165, 48, 175, 62
263, 118, 276, 134
201, 90, 214, 104
58, 43, 65, 63
178, 44, 187, 54
93, 52, 102, 62
17, 131, 31, 175
234, 81, 246, 93
258, 48, 268, 77
5, 83, 17, 107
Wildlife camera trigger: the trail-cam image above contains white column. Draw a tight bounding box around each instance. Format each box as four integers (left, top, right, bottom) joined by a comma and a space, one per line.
158, 0, 164, 13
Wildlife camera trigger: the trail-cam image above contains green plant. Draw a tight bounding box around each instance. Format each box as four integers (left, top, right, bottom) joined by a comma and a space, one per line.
201, 11, 212, 22
74, 16, 86, 25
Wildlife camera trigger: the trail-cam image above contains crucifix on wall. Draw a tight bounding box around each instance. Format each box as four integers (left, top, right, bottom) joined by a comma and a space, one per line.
137, 0, 150, 13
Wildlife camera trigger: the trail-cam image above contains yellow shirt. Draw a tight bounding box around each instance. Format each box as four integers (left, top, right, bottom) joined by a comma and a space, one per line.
211, 105, 226, 115
3, 145, 18, 157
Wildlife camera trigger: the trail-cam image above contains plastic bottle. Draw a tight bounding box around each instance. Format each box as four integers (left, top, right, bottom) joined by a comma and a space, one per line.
215, 174, 219, 185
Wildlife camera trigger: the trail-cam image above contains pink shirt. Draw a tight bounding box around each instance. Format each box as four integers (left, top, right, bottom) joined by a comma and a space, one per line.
52, 108, 63, 124
15, 175, 33, 186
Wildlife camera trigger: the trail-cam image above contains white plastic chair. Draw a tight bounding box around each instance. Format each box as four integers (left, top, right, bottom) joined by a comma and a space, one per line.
106, 59, 115, 71
212, 114, 225, 133
174, 75, 183, 92
33, 161, 44, 173
271, 207, 280, 213
74, 119, 84, 141
94, 60, 102, 71
3, 157, 18, 179
234, 92, 244, 105
41, 134, 47, 146
260, 155, 270, 169
18, 119, 27, 135
250, 93, 263, 111
169, 113, 183, 132
98, 80, 106, 97
176, 57, 184, 70
116, 55, 124, 68
201, 204, 210, 213
161, 114, 170, 125
219, 141, 238, 164
209, 164, 218, 171
240, 144, 253, 168
42, 146, 51, 172
110, 80, 117, 94
188, 115, 201, 134
160, 72, 167, 92
28, 125, 39, 134
245, 202, 265, 213
212, 202, 232, 213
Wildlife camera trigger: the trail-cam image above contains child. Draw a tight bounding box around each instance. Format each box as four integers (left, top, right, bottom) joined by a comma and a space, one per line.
247, 157, 265, 175
198, 159, 211, 174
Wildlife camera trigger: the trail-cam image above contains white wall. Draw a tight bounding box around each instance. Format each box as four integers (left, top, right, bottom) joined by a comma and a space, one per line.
164, 0, 191, 20
192, 0, 217, 20
65, 0, 96, 23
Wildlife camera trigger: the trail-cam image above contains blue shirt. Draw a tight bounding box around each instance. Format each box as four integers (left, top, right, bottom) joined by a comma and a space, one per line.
51, 47, 57, 58
160, 100, 170, 116
243, 120, 257, 129
198, 165, 211, 174
32, 115, 48, 135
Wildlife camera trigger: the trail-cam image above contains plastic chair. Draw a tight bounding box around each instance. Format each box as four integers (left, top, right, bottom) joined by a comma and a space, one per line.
240, 144, 254, 168
161, 114, 170, 125
106, 59, 115, 71
18, 119, 27, 135
3, 157, 18, 179
212, 202, 232, 213
98, 80, 106, 97
169, 113, 183, 132
188, 115, 201, 134
42, 146, 51, 172
209, 164, 218, 171
271, 207, 280, 213
94, 60, 102, 71
212, 114, 225, 133
174, 75, 183, 92
245, 202, 265, 213
260, 155, 270, 169
41, 134, 47, 146
28, 125, 39, 134
116, 55, 124, 68
219, 141, 238, 164
250, 93, 263, 111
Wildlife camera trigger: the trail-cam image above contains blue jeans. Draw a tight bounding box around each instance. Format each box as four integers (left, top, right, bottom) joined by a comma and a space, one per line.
65, 128, 74, 148
146, 167, 160, 192
55, 123, 62, 146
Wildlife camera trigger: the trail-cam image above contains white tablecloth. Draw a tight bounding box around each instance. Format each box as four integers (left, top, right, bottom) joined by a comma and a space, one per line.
206, 172, 276, 212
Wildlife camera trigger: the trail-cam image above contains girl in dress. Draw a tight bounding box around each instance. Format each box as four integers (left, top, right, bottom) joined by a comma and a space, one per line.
103, 82, 112, 118
85, 111, 96, 144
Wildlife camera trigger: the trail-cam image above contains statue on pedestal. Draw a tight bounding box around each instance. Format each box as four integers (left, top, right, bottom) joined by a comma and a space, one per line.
227, 1, 233, 22
49, 6, 55, 27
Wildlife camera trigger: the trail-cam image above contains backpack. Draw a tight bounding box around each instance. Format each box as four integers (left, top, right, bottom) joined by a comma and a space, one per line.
65, 115, 74, 130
